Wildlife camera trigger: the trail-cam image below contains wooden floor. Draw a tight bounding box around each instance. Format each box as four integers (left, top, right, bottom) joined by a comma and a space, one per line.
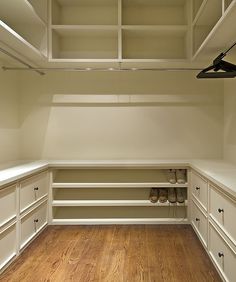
1, 225, 221, 282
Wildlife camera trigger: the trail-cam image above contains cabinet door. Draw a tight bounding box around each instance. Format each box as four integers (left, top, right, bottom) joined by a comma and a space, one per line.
20, 201, 47, 250
191, 171, 208, 211
0, 224, 17, 270
191, 200, 208, 247
209, 224, 236, 282
210, 185, 236, 246
20, 172, 48, 212
0, 185, 16, 227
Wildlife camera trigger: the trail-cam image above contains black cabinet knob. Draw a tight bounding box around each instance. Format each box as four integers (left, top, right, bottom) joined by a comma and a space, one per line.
34, 219, 39, 223
195, 218, 200, 222
196, 186, 200, 190
34, 187, 39, 191
218, 208, 224, 213
218, 252, 224, 258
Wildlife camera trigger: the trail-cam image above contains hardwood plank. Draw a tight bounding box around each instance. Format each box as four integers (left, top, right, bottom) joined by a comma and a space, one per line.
0, 225, 222, 282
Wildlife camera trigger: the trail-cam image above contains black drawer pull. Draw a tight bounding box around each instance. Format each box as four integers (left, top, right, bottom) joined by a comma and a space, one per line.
218, 208, 224, 213
195, 186, 200, 190
34, 187, 39, 191
195, 218, 200, 222
34, 219, 39, 223
218, 252, 224, 258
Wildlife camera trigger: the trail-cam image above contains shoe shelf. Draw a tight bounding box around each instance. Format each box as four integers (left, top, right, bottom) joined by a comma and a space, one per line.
52, 183, 188, 188
52, 199, 188, 207
50, 167, 189, 224
52, 206, 187, 225
0, 0, 47, 58
48, 0, 190, 61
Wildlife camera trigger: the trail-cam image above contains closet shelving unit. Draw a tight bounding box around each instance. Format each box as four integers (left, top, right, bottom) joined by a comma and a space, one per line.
192, 0, 236, 59
50, 167, 188, 224
0, 0, 48, 61
48, 0, 190, 62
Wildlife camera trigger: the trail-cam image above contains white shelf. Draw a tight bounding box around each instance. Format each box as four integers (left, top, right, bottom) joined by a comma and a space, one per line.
52, 199, 188, 207
52, 182, 188, 188
52, 218, 188, 225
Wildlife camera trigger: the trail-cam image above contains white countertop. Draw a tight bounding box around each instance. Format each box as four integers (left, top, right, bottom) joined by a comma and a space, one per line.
0, 159, 236, 199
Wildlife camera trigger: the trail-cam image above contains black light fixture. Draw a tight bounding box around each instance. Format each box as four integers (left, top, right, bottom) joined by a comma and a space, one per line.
197, 41, 236, 79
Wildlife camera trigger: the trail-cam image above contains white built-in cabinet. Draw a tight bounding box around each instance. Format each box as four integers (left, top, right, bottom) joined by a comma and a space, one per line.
0, 163, 236, 281
0, 171, 48, 274
0, 0, 236, 62
190, 170, 236, 282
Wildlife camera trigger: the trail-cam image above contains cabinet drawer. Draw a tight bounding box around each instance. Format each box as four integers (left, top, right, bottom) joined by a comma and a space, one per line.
209, 224, 236, 282
0, 224, 17, 270
20, 201, 47, 249
191, 200, 208, 247
0, 185, 16, 227
210, 185, 236, 246
20, 172, 48, 212
191, 171, 208, 210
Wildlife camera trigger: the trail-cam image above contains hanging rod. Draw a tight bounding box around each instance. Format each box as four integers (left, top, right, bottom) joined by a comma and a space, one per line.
0, 47, 45, 75
2, 66, 203, 72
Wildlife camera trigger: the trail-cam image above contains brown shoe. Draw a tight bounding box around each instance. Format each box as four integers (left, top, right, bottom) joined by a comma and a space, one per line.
149, 188, 158, 203
158, 188, 168, 203
168, 188, 177, 203
176, 188, 185, 203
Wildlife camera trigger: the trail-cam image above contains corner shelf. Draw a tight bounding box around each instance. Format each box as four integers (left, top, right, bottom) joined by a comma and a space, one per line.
192, 0, 236, 60
0, 0, 47, 57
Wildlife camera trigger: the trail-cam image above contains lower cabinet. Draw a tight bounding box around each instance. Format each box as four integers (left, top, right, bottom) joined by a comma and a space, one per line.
191, 199, 208, 248
209, 223, 236, 282
0, 171, 48, 274
0, 223, 17, 270
20, 201, 47, 250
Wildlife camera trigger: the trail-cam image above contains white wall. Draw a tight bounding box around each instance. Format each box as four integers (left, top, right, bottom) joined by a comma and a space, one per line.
19, 71, 223, 160
0, 64, 19, 162
224, 79, 236, 164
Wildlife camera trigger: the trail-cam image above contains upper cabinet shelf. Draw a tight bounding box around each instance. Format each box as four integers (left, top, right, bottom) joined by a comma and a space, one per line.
49, 0, 189, 62
52, 0, 118, 25
0, 0, 47, 57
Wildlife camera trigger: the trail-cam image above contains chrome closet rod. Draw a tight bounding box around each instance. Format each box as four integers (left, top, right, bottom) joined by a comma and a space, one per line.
2, 66, 203, 72
0, 47, 45, 75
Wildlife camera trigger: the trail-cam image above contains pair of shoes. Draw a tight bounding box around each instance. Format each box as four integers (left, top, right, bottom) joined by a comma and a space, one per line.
166, 169, 186, 184
149, 188, 185, 204
168, 188, 185, 203
149, 188, 168, 203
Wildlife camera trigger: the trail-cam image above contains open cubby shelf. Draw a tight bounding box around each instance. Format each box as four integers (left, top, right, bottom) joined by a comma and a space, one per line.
49, 0, 189, 60
50, 168, 188, 224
